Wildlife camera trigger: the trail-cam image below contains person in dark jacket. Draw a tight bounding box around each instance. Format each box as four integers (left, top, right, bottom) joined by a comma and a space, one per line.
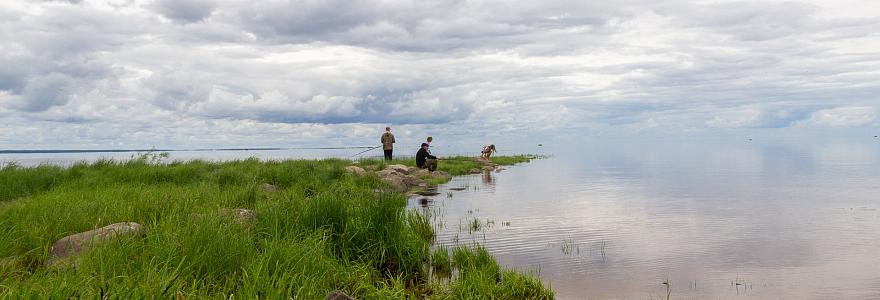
380, 126, 395, 160
416, 143, 437, 171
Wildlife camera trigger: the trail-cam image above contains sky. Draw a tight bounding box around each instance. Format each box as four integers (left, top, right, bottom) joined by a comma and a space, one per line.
0, 0, 878, 151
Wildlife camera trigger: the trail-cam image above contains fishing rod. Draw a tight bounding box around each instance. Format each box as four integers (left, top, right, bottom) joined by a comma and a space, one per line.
350, 145, 382, 158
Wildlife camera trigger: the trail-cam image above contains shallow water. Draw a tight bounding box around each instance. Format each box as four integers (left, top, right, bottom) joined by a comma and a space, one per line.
5, 139, 879, 298
408, 140, 880, 299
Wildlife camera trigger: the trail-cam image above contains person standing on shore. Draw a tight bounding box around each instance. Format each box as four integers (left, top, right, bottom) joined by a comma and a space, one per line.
381, 126, 396, 160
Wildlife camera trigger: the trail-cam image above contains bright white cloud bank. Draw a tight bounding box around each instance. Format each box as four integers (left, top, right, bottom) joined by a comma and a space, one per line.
0, 0, 878, 149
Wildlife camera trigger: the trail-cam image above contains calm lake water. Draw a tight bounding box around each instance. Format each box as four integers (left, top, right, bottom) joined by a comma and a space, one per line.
4, 139, 879, 299
409, 139, 880, 299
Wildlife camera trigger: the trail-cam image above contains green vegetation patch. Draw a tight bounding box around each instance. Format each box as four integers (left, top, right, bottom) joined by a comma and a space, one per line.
357, 155, 535, 177
0, 155, 551, 299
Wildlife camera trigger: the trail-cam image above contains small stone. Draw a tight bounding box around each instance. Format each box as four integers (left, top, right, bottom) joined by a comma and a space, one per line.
262, 183, 278, 193
221, 208, 256, 224
344, 166, 366, 175
325, 290, 356, 300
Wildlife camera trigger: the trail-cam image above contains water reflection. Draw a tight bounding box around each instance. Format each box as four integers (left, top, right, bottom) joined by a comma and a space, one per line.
409, 140, 880, 299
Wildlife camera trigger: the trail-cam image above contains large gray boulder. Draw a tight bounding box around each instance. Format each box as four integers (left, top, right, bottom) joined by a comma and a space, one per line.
48, 222, 145, 267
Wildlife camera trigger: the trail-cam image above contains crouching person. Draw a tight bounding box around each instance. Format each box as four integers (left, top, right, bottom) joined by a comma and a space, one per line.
416, 143, 437, 172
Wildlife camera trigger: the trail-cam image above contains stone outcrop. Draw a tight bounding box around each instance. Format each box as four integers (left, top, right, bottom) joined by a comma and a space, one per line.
407, 167, 430, 178
473, 157, 497, 167
48, 222, 145, 267
385, 164, 410, 174
344, 166, 366, 175
374, 165, 449, 191
431, 171, 452, 181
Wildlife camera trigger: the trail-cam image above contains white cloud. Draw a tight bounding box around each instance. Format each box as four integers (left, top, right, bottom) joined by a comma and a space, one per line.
0, 0, 878, 149
797, 106, 877, 127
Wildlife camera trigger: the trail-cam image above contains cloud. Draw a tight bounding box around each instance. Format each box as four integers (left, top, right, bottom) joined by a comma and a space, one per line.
151, 0, 217, 23
1, 0, 879, 148
797, 106, 876, 127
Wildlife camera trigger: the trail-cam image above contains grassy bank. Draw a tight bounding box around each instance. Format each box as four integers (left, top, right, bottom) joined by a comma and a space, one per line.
356, 155, 534, 176
0, 155, 551, 299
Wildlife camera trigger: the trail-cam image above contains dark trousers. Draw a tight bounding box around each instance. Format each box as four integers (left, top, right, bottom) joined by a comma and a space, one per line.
384, 149, 393, 160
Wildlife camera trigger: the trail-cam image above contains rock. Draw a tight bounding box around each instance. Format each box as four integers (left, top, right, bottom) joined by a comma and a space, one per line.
363, 165, 378, 171
400, 176, 426, 187
325, 290, 356, 300
377, 168, 426, 191
262, 183, 278, 193
469, 168, 481, 174
473, 157, 496, 166
48, 222, 145, 267
382, 176, 408, 191
221, 208, 257, 224
415, 191, 440, 196
431, 171, 452, 181
376, 169, 403, 178
448, 187, 466, 191
344, 166, 366, 175
410, 168, 430, 178
481, 166, 494, 171
385, 164, 410, 174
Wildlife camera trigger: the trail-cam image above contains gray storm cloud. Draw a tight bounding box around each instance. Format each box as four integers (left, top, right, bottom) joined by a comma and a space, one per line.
0, 0, 878, 148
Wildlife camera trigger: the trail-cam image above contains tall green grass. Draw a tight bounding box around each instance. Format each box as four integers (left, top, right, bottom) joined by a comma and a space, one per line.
0, 156, 551, 298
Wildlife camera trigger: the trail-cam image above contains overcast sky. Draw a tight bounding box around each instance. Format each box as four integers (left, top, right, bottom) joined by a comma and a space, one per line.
0, 0, 878, 150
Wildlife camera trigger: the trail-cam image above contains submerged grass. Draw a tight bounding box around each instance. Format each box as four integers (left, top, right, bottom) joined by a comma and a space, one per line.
0, 156, 551, 298
444, 245, 554, 300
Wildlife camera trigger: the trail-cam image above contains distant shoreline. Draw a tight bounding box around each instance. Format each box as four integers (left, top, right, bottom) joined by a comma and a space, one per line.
0, 147, 378, 154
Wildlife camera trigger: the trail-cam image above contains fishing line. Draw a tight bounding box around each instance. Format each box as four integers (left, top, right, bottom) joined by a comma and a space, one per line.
349, 145, 383, 158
